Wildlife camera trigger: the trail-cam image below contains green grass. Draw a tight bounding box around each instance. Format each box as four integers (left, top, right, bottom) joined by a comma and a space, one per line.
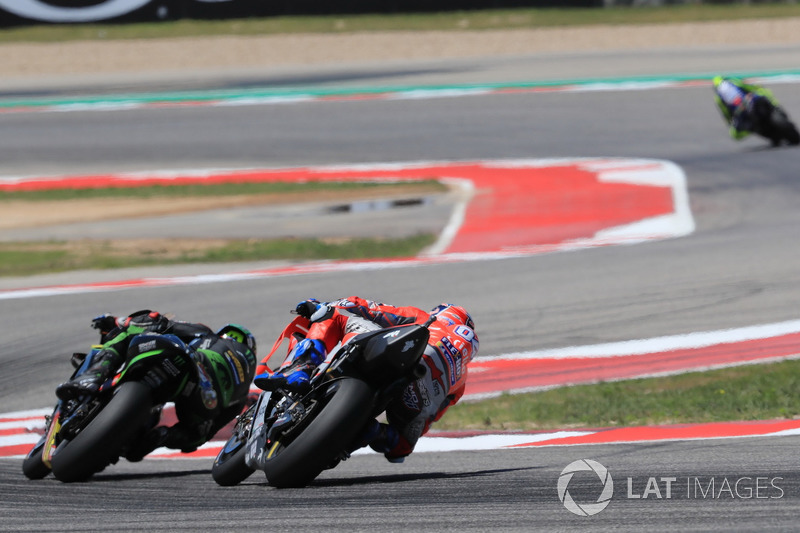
0, 234, 436, 277
0, 180, 446, 201
194, 234, 437, 262
1, 4, 799, 43
435, 360, 800, 431
0, 246, 71, 276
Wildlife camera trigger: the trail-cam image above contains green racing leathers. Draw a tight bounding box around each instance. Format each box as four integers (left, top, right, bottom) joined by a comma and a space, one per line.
56, 310, 257, 456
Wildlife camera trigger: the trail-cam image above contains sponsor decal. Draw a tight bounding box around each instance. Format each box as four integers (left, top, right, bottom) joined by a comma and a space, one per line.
195, 359, 218, 410
417, 380, 431, 407
227, 350, 245, 384
402, 384, 419, 411
345, 319, 373, 334
402, 340, 416, 353
161, 358, 181, 377
139, 340, 156, 353
438, 337, 461, 386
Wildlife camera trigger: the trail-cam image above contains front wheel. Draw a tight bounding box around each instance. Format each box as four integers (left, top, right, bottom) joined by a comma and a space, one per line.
263, 378, 375, 488
212, 432, 255, 486
22, 440, 51, 480
50, 381, 153, 482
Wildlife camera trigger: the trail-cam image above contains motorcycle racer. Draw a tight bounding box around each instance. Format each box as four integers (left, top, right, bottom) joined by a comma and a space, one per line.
55, 309, 257, 460
254, 297, 479, 462
712, 75, 780, 140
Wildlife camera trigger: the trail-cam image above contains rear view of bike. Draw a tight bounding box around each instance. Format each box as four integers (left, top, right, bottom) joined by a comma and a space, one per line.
212, 318, 432, 488
23, 334, 197, 482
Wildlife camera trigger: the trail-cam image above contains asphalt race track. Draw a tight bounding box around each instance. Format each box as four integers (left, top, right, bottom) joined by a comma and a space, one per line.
2, 43, 800, 531
2, 437, 798, 532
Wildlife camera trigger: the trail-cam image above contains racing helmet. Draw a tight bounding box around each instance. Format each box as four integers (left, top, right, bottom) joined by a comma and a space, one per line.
430, 303, 475, 330
125, 310, 169, 332
217, 323, 257, 356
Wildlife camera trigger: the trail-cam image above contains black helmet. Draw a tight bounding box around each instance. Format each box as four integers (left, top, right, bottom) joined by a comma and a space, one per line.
125, 309, 170, 332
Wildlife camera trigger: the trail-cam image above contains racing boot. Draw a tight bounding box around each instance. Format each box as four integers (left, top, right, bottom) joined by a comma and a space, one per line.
125, 426, 169, 463
349, 419, 406, 463
125, 421, 209, 462
163, 421, 212, 454
253, 338, 326, 394
55, 349, 123, 400
346, 419, 384, 452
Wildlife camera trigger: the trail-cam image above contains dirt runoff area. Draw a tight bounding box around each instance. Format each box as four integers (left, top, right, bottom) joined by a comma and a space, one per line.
3, 18, 800, 79
0, 183, 443, 231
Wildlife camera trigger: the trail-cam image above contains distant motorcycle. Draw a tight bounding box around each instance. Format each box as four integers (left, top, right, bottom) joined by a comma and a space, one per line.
23, 334, 200, 482
713, 76, 800, 146
211, 315, 434, 488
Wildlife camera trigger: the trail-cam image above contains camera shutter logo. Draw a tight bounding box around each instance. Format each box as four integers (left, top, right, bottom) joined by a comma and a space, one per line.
558, 459, 614, 516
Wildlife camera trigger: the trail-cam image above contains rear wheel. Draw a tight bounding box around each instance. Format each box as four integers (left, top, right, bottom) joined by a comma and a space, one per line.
263, 378, 374, 488
765, 109, 800, 146
51, 382, 153, 482
785, 124, 800, 145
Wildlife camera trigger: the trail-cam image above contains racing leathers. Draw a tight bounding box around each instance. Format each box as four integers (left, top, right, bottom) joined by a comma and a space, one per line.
254, 297, 479, 462
56, 310, 257, 460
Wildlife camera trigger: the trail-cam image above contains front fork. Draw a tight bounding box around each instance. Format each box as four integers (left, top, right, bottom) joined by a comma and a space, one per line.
243, 391, 274, 470
34, 347, 103, 468
39, 407, 62, 468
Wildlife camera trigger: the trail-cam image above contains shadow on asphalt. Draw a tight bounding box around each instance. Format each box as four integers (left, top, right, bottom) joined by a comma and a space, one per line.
90, 468, 211, 482
307, 466, 542, 487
